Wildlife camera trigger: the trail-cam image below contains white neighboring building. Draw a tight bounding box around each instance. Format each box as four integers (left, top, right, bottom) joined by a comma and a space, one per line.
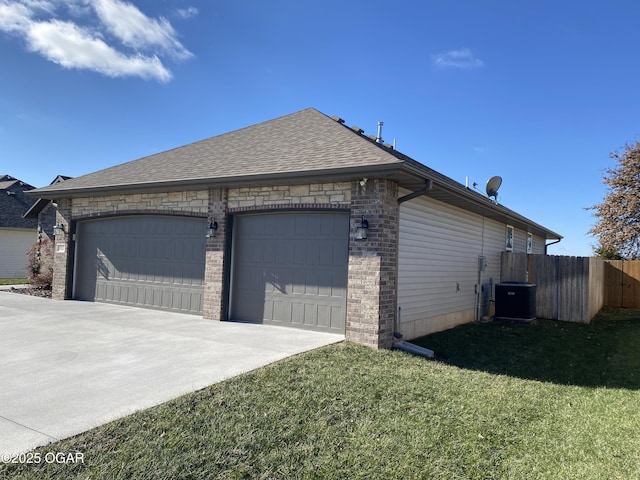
0, 175, 37, 278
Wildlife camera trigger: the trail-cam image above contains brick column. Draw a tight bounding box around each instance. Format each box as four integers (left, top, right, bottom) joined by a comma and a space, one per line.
203, 188, 228, 320
346, 179, 399, 349
51, 198, 72, 300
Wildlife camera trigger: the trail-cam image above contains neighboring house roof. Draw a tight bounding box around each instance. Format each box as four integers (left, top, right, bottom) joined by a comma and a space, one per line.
0, 175, 38, 229
23, 175, 72, 219
29, 108, 562, 241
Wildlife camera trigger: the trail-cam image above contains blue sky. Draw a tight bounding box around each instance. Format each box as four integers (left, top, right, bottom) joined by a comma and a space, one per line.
1, 1, 639, 257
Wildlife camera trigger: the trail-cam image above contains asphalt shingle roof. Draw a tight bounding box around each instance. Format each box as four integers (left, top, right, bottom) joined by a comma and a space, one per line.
32, 108, 402, 195
27, 108, 561, 240
0, 175, 38, 229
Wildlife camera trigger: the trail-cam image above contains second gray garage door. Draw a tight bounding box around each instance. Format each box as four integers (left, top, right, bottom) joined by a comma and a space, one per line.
75, 216, 206, 314
230, 212, 349, 333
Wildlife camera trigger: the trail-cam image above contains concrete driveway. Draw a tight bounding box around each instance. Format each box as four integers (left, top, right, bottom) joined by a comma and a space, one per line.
0, 292, 343, 456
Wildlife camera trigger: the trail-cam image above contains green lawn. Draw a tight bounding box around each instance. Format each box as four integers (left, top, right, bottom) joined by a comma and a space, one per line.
3, 308, 640, 479
0, 278, 27, 285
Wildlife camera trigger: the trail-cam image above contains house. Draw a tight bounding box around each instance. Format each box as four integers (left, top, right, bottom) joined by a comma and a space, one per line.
0, 175, 38, 278
24, 175, 72, 240
29, 108, 562, 349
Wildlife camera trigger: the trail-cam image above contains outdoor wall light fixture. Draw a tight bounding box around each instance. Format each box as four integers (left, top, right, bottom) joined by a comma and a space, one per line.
53, 223, 66, 236
355, 215, 369, 240
206, 219, 218, 238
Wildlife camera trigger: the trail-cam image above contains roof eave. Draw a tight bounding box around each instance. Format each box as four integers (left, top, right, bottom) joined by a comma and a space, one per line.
23, 198, 51, 219
25, 149, 562, 241
399, 161, 563, 241
26, 163, 406, 199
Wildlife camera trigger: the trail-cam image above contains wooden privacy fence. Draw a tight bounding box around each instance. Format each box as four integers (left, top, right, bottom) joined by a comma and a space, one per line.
500, 253, 640, 323
604, 260, 640, 309
500, 253, 603, 323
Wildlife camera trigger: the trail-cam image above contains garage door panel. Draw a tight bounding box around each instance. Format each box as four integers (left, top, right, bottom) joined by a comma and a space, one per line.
293, 243, 307, 265
333, 243, 348, 265
271, 300, 285, 321
291, 270, 306, 294
278, 216, 294, 236
317, 272, 332, 296
304, 271, 319, 295
233, 292, 265, 320
273, 244, 287, 265
333, 272, 346, 297
318, 244, 333, 265
290, 302, 303, 325
75, 216, 205, 315
304, 304, 318, 326
231, 212, 348, 333
317, 305, 329, 328
331, 306, 343, 329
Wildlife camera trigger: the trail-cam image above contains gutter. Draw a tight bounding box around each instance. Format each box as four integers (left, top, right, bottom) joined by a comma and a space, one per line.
545, 238, 562, 254
397, 179, 433, 204
401, 161, 562, 241
26, 163, 407, 199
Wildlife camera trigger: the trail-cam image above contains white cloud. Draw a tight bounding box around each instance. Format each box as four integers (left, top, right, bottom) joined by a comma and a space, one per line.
28, 19, 172, 81
0, 2, 33, 33
176, 7, 198, 20
92, 0, 192, 61
0, 0, 192, 82
432, 48, 484, 69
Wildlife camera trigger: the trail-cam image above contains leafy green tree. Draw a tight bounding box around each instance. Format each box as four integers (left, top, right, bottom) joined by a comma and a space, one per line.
588, 141, 640, 259
592, 244, 623, 260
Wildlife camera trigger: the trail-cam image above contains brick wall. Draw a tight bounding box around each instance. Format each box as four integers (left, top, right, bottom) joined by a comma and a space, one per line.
203, 188, 228, 320
51, 198, 71, 300
346, 179, 399, 349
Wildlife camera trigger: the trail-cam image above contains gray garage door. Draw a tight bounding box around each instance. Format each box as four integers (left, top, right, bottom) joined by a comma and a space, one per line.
75, 216, 206, 314
230, 212, 349, 333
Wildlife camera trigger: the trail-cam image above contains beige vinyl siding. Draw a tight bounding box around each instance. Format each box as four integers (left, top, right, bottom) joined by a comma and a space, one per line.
398, 190, 534, 338
514, 229, 547, 254
531, 233, 546, 255
513, 228, 528, 253
0, 228, 35, 278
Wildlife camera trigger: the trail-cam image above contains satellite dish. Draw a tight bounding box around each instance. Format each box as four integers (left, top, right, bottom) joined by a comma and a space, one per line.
486, 176, 502, 202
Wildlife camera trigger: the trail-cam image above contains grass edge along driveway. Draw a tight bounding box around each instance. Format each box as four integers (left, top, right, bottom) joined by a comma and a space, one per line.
3, 307, 640, 479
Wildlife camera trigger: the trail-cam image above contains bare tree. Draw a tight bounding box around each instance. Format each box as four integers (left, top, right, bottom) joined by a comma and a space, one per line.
588, 141, 640, 259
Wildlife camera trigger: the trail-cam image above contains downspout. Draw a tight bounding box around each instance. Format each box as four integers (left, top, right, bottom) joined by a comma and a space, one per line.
545, 238, 561, 254
393, 179, 435, 359
397, 179, 433, 204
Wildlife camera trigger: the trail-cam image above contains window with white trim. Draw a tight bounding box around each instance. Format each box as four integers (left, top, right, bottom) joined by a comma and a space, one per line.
526, 233, 533, 254
506, 225, 514, 251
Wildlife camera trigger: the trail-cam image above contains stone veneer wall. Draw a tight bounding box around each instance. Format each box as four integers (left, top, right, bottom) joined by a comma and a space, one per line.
346, 179, 399, 349
71, 190, 209, 217
227, 182, 351, 209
